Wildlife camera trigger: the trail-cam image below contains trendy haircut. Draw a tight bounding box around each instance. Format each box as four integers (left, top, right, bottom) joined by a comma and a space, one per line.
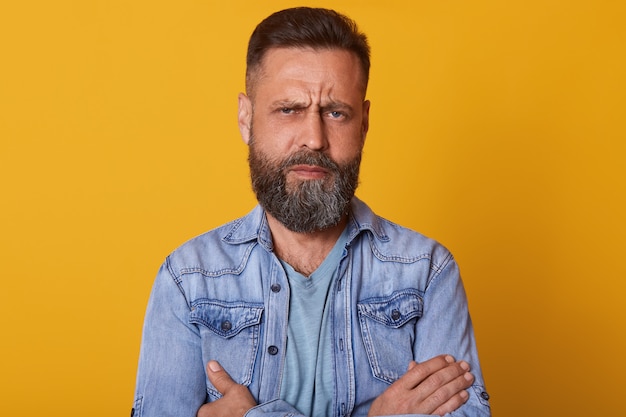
245, 7, 371, 96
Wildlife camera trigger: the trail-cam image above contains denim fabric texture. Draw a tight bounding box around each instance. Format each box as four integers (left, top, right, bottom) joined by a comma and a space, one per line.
133, 198, 491, 417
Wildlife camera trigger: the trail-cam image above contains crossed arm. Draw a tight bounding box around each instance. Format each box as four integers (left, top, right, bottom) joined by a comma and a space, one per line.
197, 354, 474, 417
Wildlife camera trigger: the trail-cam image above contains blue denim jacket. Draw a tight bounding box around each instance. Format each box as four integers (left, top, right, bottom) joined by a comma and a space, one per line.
133, 198, 491, 417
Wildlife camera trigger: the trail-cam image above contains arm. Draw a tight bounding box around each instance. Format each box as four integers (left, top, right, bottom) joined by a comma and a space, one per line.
136, 265, 304, 417
410, 255, 491, 416
198, 355, 475, 417
367, 254, 490, 417
133, 262, 208, 417
367, 356, 474, 417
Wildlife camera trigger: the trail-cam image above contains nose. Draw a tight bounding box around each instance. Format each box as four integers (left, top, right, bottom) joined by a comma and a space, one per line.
296, 112, 328, 151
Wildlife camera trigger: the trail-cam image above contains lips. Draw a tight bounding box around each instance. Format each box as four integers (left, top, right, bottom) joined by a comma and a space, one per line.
288, 164, 329, 179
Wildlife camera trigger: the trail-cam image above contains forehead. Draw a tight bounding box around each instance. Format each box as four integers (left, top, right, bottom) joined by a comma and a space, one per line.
251, 47, 367, 98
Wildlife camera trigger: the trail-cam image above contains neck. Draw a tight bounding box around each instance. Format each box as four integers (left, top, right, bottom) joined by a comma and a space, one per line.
266, 213, 347, 277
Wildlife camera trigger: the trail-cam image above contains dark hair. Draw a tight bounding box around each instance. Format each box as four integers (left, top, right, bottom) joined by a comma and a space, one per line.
246, 7, 370, 94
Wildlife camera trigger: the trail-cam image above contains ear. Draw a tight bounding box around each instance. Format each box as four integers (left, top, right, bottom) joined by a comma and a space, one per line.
361, 100, 371, 141
238, 93, 253, 144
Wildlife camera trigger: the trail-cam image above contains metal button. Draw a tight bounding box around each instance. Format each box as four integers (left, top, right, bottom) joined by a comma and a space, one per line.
391, 309, 401, 321
271, 283, 281, 293
267, 345, 279, 355
481, 391, 490, 401
221, 320, 232, 331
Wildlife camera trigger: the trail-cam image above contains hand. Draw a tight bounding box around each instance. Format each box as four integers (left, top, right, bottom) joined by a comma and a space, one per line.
196, 361, 257, 417
367, 355, 474, 417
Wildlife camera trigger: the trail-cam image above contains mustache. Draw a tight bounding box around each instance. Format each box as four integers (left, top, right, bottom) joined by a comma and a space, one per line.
279, 150, 339, 173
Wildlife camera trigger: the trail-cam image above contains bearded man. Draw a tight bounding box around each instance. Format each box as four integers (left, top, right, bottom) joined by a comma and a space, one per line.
133, 7, 490, 417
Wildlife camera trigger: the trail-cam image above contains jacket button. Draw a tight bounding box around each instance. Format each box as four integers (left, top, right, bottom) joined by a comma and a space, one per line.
267, 345, 279, 355
271, 284, 281, 293
221, 321, 232, 331
481, 391, 490, 401
391, 309, 401, 321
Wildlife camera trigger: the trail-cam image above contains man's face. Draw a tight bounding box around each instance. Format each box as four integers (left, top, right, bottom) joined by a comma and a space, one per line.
238, 47, 370, 233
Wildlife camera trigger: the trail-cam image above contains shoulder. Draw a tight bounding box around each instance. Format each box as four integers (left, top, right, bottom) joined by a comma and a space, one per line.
165, 207, 264, 279
350, 198, 454, 269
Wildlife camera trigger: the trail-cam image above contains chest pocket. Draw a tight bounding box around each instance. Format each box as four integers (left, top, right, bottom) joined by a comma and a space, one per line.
357, 289, 423, 383
189, 301, 264, 399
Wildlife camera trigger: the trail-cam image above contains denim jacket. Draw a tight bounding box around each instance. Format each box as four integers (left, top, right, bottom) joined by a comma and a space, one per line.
133, 198, 491, 417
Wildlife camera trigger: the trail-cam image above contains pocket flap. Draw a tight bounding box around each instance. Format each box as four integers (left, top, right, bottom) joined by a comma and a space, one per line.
189, 301, 263, 338
357, 290, 423, 328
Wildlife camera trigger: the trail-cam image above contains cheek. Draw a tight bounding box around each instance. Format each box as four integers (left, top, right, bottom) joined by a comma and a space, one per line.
251, 120, 293, 150
329, 128, 365, 160
329, 144, 363, 167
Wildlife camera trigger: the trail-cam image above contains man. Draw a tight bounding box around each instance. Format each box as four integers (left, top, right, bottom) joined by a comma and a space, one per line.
133, 7, 490, 417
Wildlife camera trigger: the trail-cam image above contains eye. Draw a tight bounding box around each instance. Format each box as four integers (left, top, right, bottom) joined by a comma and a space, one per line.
280, 107, 295, 114
328, 110, 344, 119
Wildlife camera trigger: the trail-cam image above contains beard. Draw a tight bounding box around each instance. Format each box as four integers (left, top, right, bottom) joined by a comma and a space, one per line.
248, 137, 361, 234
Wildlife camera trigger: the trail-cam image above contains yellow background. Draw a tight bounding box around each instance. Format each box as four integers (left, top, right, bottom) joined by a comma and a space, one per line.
1, 1, 624, 416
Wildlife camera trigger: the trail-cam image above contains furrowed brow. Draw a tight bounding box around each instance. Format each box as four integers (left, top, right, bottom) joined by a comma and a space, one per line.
321, 101, 354, 113
271, 99, 308, 109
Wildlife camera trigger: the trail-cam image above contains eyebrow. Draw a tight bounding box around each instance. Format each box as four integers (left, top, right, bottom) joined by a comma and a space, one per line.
270, 99, 354, 112
321, 102, 354, 112
270, 99, 304, 108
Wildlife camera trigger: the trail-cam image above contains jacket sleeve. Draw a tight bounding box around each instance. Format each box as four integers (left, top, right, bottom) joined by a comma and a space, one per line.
412, 251, 491, 417
133, 261, 306, 417
132, 261, 208, 417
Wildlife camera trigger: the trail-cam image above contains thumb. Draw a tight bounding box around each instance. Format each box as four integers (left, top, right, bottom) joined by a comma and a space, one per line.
206, 360, 236, 395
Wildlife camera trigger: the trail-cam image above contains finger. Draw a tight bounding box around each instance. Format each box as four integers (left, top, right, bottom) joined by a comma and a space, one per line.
399, 359, 472, 415
206, 360, 237, 395
398, 355, 455, 390
430, 373, 474, 416
417, 359, 472, 398
431, 388, 470, 416
197, 402, 211, 417
423, 366, 475, 415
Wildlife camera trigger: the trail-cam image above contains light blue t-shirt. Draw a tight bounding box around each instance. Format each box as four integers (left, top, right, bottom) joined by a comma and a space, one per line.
279, 227, 349, 417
